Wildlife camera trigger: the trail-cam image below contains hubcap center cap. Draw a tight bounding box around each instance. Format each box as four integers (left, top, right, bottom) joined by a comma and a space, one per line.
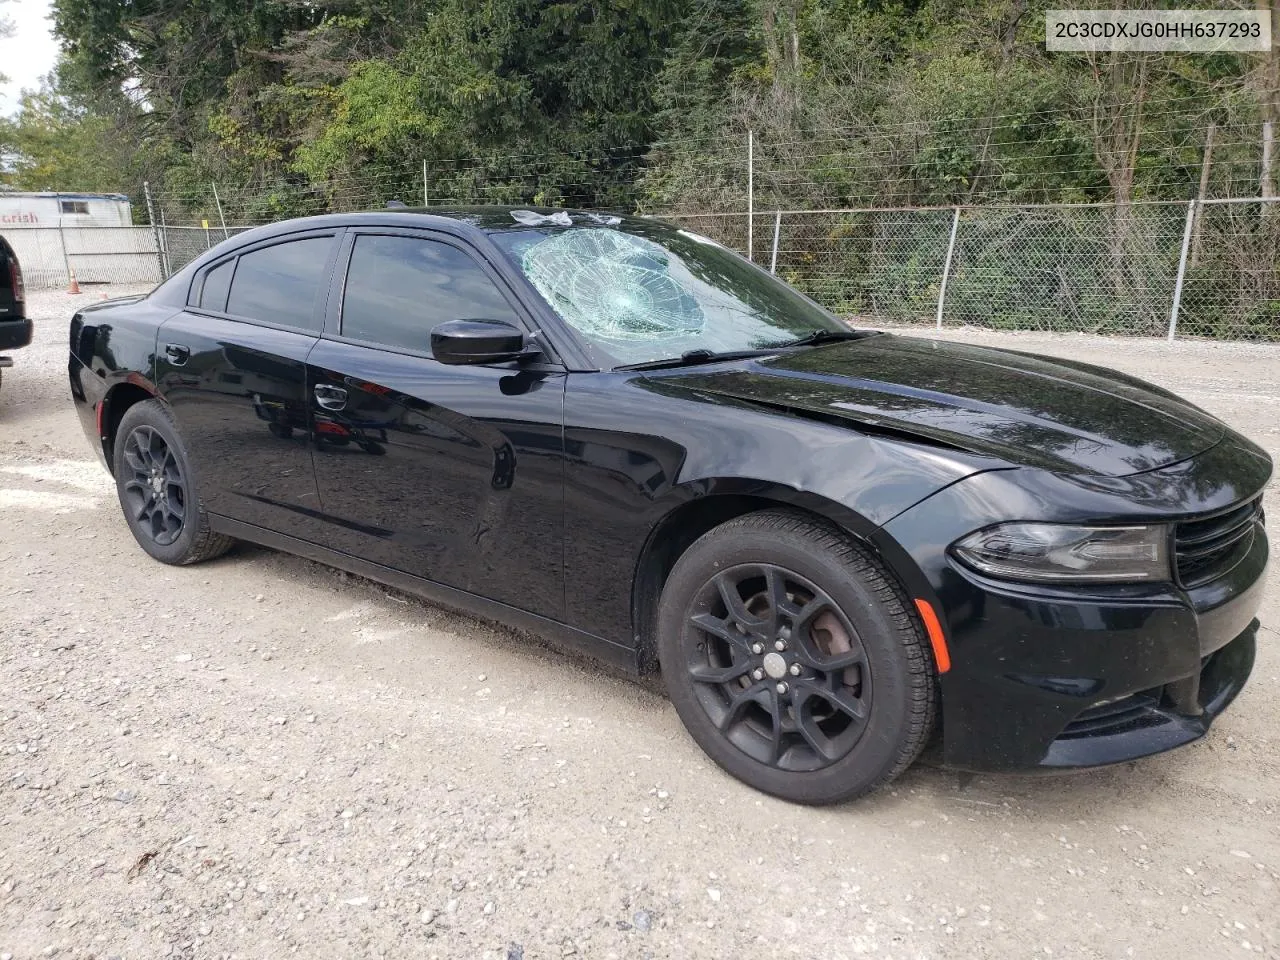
151, 476, 164, 494
762, 652, 788, 680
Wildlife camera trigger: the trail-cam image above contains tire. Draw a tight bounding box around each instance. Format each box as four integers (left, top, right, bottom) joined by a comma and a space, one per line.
656, 509, 936, 805
112, 399, 234, 565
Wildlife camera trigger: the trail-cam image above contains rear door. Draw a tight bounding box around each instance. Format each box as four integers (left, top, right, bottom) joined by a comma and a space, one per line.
156, 230, 340, 536
306, 228, 566, 620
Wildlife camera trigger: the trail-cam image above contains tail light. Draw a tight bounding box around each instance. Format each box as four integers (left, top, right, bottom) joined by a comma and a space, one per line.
9, 257, 24, 303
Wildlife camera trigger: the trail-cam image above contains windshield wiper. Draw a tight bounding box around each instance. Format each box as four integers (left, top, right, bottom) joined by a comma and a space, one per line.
773, 329, 867, 349
615, 349, 775, 372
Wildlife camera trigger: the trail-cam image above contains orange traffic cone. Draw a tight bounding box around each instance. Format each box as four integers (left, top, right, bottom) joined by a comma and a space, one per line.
67, 267, 82, 295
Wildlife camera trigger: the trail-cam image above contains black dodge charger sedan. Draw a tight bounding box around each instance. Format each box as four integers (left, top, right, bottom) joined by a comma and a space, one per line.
68, 207, 1270, 804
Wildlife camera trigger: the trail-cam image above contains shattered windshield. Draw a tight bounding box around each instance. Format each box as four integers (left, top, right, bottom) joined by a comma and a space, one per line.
488, 219, 847, 368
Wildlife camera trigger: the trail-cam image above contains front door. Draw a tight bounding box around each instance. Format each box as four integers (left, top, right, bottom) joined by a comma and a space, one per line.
307, 230, 565, 621
156, 232, 339, 536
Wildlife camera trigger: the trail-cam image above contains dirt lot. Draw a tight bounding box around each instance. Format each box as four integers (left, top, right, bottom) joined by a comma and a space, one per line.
1, 286, 1278, 960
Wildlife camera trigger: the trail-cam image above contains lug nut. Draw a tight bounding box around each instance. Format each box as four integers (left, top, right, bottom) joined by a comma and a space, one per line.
750, 643, 763, 655
775, 682, 788, 695
752, 669, 765, 681
774, 640, 787, 652
789, 664, 801, 676
779, 626, 791, 640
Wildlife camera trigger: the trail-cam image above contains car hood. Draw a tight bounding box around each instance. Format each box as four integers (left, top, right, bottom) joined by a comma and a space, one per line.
662, 334, 1225, 477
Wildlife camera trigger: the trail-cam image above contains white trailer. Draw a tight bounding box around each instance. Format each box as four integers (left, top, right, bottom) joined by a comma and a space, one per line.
0, 191, 134, 227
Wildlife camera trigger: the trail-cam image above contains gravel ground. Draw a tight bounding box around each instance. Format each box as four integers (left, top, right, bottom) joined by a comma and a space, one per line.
1, 285, 1278, 960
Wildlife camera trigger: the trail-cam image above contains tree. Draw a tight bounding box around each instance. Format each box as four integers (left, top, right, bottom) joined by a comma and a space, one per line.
0, 66, 142, 195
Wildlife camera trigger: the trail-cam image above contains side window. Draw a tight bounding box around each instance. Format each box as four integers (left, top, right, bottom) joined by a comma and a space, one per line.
341, 234, 519, 353
197, 259, 235, 312
225, 236, 332, 331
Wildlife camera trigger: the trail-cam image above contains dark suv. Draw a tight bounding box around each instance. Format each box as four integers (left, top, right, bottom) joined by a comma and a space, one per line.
0, 235, 32, 393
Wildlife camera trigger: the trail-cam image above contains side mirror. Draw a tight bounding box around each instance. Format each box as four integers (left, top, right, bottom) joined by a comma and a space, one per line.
431, 318, 535, 366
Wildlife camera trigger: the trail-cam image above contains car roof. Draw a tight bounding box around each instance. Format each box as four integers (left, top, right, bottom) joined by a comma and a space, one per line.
232, 206, 647, 242
380, 205, 645, 232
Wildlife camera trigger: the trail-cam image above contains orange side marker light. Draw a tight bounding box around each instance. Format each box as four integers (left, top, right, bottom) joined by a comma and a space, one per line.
914, 598, 951, 674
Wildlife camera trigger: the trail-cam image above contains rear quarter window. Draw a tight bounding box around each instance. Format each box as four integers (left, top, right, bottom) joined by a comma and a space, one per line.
196, 259, 235, 312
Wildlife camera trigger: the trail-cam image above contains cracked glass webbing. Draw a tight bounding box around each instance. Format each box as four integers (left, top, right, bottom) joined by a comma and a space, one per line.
521, 229, 706, 343
490, 219, 849, 367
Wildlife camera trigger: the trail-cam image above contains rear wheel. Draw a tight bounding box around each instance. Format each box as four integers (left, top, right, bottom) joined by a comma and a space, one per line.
657, 510, 936, 804
113, 400, 234, 565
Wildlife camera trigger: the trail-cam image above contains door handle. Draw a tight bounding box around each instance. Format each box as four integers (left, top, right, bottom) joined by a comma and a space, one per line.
164, 343, 191, 365
314, 384, 348, 411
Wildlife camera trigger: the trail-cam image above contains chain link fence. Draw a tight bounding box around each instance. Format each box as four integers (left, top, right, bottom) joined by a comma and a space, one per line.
0, 223, 255, 291
665, 198, 1280, 340
5, 196, 1277, 342
0, 225, 166, 289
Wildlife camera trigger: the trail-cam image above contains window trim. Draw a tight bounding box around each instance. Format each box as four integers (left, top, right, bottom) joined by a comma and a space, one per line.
185, 230, 341, 336
323, 227, 559, 365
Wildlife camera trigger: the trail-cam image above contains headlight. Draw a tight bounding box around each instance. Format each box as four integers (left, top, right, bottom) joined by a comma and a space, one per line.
951, 523, 1170, 583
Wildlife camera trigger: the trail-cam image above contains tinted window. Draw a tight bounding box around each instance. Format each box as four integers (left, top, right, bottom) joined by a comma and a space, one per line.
341, 235, 519, 353
198, 259, 234, 312
226, 237, 332, 330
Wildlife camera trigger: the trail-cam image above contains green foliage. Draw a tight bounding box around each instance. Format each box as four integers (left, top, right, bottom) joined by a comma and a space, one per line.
22, 0, 1269, 216
0, 80, 140, 195
4, 0, 1274, 340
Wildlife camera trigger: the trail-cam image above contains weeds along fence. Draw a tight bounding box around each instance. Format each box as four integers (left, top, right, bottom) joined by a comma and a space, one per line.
3, 198, 1277, 343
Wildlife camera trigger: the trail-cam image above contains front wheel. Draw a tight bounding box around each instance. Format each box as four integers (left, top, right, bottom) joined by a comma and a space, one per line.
113, 399, 234, 565
657, 510, 937, 805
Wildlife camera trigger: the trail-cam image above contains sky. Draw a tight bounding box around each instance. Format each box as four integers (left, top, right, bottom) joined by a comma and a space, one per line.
0, 0, 61, 115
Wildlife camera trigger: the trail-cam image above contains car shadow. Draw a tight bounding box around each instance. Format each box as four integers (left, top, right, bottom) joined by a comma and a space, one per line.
201, 541, 1225, 822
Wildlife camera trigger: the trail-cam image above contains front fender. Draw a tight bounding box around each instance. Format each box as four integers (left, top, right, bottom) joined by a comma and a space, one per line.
562, 370, 995, 649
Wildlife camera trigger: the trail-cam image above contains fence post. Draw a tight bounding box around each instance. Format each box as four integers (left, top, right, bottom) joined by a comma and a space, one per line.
1168, 199, 1196, 341
769, 210, 782, 274
423, 160, 430, 207
211, 182, 230, 240
160, 205, 174, 276
747, 129, 754, 262
1190, 122, 1215, 267
57, 219, 72, 288
936, 206, 961, 330
143, 182, 166, 281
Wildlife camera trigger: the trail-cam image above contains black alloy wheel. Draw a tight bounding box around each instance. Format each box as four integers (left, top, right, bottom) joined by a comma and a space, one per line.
122, 425, 187, 546
112, 399, 234, 565
684, 564, 871, 772
657, 510, 936, 805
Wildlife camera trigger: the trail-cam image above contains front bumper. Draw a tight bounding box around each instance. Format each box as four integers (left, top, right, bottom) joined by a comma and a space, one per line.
1040, 621, 1255, 769
879, 441, 1270, 774
919, 543, 1266, 773
0, 318, 32, 353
